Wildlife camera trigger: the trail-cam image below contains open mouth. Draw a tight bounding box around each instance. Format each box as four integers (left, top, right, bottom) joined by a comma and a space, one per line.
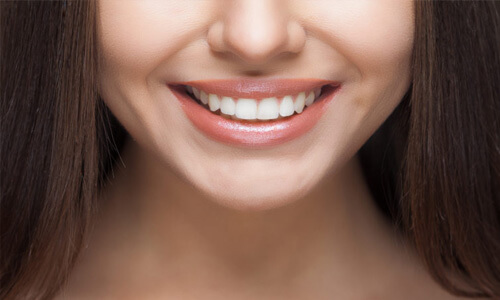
168, 79, 341, 148
183, 84, 325, 122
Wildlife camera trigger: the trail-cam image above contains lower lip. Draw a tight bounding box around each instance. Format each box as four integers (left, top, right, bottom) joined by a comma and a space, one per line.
169, 84, 341, 148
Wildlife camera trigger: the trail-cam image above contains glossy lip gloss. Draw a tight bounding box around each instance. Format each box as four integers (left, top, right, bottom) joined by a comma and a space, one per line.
168, 79, 341, 148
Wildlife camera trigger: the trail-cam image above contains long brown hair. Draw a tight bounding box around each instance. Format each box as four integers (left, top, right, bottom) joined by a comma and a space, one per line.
1, 1, 499, 299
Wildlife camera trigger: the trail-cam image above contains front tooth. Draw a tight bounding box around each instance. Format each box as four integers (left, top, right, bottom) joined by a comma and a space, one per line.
257, 97, 279, 120
220, 96, 236, 115
305, 91, 315, 107
279, 95, 294, 117
193, 87, 201, 99
235, 98, 257, 120
294, 92, 306, 113
208, 94, 220, 111
200, 91, 209, 105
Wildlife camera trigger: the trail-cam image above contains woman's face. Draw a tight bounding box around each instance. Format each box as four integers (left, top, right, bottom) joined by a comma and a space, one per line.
98, 0, 414, 210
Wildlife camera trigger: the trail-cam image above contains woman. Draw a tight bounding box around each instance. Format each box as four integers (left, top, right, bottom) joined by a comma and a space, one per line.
1, 1, 499, 299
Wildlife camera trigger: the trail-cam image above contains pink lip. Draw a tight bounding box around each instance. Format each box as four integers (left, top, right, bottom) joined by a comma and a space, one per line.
168, 79, 341, 148
172, 78, 333, 99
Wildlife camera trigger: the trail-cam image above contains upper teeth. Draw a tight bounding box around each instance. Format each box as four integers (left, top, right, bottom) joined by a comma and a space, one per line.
186, 86, 322, 121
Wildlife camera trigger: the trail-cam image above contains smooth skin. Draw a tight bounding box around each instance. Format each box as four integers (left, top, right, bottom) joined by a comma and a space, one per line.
59, 1, 464, 299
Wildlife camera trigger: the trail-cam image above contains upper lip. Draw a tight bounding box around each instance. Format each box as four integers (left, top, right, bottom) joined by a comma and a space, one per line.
169, 78, 339, 99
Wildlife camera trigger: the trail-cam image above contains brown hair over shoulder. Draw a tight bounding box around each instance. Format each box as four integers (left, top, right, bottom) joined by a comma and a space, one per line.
1, 1, 499, 299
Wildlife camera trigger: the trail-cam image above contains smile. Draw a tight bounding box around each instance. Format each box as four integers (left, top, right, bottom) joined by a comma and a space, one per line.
185, 84, 322, 121
169, 79, 341, 148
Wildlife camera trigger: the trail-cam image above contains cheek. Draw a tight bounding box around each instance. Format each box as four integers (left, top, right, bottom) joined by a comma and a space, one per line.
96, 0, 214, 148
97, 0, 209, 76
309, 0, 414, 78
334, 1, 414, 114
310, 1, 414, 160
347, 15, 414, 86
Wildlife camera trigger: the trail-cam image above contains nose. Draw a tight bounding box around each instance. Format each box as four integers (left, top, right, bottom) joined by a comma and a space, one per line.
207, 0, 306, 65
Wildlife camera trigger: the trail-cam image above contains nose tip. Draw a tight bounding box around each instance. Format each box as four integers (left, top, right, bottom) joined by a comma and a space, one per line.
207, 0, 306, 64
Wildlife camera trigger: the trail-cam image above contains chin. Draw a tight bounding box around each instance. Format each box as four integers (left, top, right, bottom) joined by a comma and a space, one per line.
194, 175, 312, 212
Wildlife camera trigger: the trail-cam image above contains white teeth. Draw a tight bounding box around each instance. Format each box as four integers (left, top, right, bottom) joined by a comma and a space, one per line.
193, 87, 201, 99
305, 91, 315, 107
235, 98, 257, 120
186, 85, 324, 121
294, 92, 306, 113
257, 97, 279, 120
314, 87, 322, 98
220, 96, 236, 115
279, 96, 294, 117
208, 94, 220, 111
200, 91, 209, 105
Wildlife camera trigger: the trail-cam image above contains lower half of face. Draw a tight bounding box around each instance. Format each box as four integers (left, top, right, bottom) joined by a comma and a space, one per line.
98, 0, 414, 210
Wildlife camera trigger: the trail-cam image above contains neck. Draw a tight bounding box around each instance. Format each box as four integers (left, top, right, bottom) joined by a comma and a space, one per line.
92, 139, 403, 294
